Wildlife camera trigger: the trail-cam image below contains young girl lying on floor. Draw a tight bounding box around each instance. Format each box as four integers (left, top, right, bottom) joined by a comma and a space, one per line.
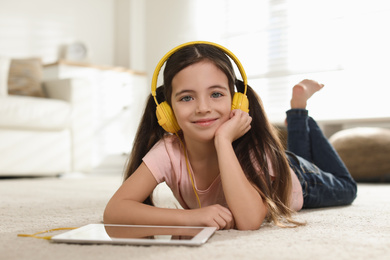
104, 42, 357, 230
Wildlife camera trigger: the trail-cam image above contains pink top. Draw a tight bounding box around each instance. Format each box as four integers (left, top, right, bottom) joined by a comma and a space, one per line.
143, 135, 303, 211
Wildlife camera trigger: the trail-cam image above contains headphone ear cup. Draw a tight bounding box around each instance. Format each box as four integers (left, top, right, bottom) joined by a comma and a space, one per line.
231, 92, 249, 113
156, 101, 181, 133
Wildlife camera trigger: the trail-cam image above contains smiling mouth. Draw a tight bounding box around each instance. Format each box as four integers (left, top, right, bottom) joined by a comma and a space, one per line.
193, 118, 217, 126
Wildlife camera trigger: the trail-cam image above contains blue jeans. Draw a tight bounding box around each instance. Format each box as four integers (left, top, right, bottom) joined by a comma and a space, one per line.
285, 109, 357, 208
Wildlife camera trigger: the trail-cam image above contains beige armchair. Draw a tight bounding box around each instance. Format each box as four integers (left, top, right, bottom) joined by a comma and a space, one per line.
0, 58, 93, 176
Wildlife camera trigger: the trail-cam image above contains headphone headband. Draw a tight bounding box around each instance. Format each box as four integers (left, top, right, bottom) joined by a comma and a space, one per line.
151, 41, 248, 105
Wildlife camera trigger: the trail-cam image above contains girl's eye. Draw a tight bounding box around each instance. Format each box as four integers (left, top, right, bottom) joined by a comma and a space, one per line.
180, 96, 193, 102
211, 92, 223, 98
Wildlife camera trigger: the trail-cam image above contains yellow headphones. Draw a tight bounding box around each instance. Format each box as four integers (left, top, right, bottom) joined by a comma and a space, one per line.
151, 41, 249, 133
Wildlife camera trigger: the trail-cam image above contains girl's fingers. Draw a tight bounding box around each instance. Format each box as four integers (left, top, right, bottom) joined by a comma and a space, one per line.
216, 110, 252, 142
216, 206, 234, 230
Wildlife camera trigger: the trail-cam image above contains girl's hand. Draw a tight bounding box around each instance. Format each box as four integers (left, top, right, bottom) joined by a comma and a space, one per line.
188, 204, 235, 230
215, 109, 252, 143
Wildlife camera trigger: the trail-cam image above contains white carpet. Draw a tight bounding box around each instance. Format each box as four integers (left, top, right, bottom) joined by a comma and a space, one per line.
1, 174, 389, 260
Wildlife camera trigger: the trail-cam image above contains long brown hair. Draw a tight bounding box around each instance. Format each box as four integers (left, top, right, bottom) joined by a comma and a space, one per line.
124, 43, 300, 226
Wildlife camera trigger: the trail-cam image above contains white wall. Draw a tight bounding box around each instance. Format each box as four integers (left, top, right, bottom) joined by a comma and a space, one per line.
114, 0, 206, 101
0, 0, 115, 65
144, 0, 198, 86
0, 0, 198, 77
114, 0, 131, 68
128, 0, 146, 72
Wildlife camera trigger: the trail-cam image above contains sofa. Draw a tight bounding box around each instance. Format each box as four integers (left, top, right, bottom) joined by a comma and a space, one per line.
0, 58, 93, 176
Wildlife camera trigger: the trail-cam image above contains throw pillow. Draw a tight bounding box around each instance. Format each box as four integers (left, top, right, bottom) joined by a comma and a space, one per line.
7, 58, 46, 97
330, 127, 390, 181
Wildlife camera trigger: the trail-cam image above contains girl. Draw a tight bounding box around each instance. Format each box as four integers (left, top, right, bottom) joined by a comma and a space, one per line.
104, 43, 357, 230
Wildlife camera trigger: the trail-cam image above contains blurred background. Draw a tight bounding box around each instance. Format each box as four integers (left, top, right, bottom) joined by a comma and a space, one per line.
1, 0, 389, 175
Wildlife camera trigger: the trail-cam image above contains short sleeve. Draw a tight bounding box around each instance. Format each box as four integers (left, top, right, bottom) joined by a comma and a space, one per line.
142, 135, 182, 187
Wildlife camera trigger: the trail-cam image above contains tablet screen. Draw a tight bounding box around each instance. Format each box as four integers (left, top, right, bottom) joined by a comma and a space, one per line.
105, 225, 203, 240
51, 224, 216, 246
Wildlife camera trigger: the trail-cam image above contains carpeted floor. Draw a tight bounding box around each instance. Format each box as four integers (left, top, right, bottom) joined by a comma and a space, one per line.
1, 174, 389, 260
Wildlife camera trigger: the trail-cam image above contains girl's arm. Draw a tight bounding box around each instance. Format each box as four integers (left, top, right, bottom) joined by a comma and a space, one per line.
215, 109, 268, 230
104, 162, 234, 229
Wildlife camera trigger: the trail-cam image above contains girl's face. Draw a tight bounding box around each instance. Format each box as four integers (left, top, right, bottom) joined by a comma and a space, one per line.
171, 60, 232, 143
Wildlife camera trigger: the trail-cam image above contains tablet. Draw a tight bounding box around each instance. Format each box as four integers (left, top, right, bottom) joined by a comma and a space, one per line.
51, 224, 216, 246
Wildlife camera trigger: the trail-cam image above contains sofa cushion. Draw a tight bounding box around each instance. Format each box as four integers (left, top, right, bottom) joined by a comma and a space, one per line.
0, 96, 71, 130
329, 127, 390, 181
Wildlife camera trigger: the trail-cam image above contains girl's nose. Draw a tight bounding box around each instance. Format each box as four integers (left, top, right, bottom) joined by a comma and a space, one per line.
196, 98, 211, 113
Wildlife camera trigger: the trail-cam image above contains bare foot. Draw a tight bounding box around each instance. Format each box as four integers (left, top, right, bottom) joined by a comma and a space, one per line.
290, 79, 324, 109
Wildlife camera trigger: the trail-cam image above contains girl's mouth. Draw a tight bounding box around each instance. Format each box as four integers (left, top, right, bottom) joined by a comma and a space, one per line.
193, 118, 217, 127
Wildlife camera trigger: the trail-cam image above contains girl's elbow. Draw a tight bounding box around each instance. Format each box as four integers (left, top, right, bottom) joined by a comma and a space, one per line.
236, 223, 261, 231
103, 207, 113, 224
235, 219, 263, 231
235, 210, 266, 230
103, 202, 118, 224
